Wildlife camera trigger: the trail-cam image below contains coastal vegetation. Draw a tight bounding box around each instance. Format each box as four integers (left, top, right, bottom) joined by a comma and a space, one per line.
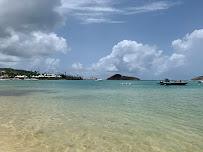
59, 74, 83, 80
0, 68, 39, 78
0, 68, 83, 80
1, 68, 201, 81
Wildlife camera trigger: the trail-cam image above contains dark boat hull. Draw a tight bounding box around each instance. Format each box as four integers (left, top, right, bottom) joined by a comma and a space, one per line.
159, 82, 187, 85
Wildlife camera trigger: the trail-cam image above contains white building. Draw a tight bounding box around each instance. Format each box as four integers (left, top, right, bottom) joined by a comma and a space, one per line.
32, 74, 61, 78
15, 75, 28, 79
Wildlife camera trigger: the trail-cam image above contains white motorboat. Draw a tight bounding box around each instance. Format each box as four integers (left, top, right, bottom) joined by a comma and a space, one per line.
95, 79, 103, 81
198, 80, 203, 83
0, 79, 10, 81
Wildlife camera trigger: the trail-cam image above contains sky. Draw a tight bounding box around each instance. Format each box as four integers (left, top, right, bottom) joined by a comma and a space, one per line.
0, 0, 203, 80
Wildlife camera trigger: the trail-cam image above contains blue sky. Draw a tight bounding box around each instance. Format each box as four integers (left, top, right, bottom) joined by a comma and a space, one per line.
0, 0, 203, 79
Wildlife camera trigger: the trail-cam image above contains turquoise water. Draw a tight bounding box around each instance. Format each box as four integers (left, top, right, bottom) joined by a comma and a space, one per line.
0, 80, 202, 152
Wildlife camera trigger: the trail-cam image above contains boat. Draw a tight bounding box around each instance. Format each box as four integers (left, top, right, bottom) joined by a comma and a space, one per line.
24, 78, 38, 81
159, 78, 187, 85
0, 79, 10, 81
31, 78, 38, 81
95, 79, 103, 81
198, 80, 203, 83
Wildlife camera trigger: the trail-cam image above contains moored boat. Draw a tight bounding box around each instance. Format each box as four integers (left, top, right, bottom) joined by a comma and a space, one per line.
0, 79, 10, 81
159, 78, 187, 85
198, 80, 203, 83
95, 79, 103, 81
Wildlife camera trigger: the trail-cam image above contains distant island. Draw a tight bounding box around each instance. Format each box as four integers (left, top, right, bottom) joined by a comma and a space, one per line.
191, 76, 203, 80
107, 74, 140, 80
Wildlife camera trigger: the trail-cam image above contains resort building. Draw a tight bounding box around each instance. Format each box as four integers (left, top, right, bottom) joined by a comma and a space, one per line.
0, 70, 6, 75
15, 75, 28, 79
0, 74, 9, 79
32, 74, 61, 78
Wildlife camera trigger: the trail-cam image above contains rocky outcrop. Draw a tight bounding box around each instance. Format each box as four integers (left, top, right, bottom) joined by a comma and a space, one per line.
191, 76, 203, 80
107, 74, 140, 80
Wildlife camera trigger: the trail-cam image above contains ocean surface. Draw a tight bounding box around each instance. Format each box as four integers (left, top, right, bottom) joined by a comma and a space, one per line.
0, 80, 202, 152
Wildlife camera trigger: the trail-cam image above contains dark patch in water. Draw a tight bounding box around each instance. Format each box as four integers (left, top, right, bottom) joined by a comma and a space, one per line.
53, 95, 93, 100
0, 89, 60, 96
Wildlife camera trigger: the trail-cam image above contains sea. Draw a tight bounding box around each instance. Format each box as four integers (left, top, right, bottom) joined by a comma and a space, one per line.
0, 80, 202, 152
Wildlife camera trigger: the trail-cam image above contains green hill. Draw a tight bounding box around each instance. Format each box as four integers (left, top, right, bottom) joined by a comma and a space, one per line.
0, 68, 39, 78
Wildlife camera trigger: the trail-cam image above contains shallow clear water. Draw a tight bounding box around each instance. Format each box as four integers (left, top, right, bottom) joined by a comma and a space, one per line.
0, 80, 202, 152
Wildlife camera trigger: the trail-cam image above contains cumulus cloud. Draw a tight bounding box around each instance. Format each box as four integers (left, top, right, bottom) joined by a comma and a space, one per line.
91, 40, 162, 74
153, 53, 185, 76
172, 29, 203, 54
0, 29, 68, 58
170, 29, 203, 76
0, 0, 68, 67
150, 30, 203, 77
90, 29, 203, 79
72, 62, 83, 70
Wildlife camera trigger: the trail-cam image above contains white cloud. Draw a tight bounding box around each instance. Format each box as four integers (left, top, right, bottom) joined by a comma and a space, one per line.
0, 53, 20, 67
170, 29, 203, 76
150, 29, 203, 76
26, 57, 61, 73
153, 53, 186, 75
0, 52, 20, 63
172, 29, 203, 53
59, 0, 121, 23
0, 0, 68, 67
27, 58, 43, 71
83, 18, 125, 24
90, 29, 203, 79
0, 29, 68, 58
91, 40, 162, 74
60, 0, 177, 24
72, 62, 83, 70
125, 1, 172, 14
45, 58, 60, 72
